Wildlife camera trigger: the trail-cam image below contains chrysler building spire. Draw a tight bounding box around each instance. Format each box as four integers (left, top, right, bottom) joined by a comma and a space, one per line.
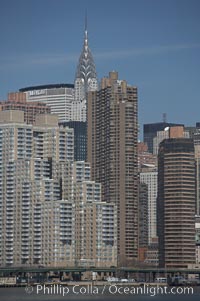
71, 15, 98, 122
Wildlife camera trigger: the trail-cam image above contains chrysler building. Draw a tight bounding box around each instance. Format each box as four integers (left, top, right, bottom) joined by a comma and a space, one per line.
71, 18, 98, 121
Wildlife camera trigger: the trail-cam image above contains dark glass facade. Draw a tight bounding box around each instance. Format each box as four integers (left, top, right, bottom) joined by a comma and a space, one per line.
60, 121, 87, 161
143, 122, 184, 153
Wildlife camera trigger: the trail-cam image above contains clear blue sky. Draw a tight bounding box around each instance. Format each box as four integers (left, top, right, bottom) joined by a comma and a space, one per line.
0, 0, 200, 134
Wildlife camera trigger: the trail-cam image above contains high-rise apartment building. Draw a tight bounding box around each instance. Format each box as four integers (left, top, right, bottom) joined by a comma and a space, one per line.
138, 142, 158, 265
71, 21, 98, 122
39, 200, 75, 267
138, 183, 148, 262
140, 165, 158, 245
195, 145, 200, 216
32, 160, 117, 268
72, 162, 117, 267
157, 138, 196, 268
0, 92, 51, 124
191, 126, 200, 216
0, 111, 74, 266
0, 110, 117, 267
87, 71, 138, 266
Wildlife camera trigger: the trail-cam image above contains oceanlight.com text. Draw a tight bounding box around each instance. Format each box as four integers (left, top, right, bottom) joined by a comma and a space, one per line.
25, 283, 194, 297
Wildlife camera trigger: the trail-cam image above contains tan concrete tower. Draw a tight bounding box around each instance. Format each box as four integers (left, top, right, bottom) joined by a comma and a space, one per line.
87, 71, 138, 266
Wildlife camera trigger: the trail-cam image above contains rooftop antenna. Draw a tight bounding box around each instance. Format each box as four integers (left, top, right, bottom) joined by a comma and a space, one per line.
162, 113, 167, 123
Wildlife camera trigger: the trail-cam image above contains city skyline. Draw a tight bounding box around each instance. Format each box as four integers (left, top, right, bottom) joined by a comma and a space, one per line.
0, 0, 200, 133
1, 0, 200, 286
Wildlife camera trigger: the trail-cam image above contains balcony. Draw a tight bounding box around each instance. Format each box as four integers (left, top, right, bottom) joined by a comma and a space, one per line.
21, 255, 29, 259
21, 247, 29, 251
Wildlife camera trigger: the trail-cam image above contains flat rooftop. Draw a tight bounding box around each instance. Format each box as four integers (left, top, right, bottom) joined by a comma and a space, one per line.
19, 83, 74, 92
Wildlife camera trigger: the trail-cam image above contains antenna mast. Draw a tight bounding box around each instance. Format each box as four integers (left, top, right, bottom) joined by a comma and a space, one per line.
162, 113, 167, 123
85, 9, 87, 32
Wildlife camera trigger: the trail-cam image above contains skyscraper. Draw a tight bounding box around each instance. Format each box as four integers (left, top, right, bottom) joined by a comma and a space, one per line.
138, 182, 148, 262
71, 18, 98, 121
19, 84, 74, 122
87, 71, 138, 266
153, 126, 189, 155
140, 165, 158, 245
60, 121, 87, 161
143, 122, 184, 153
157, 137, 196, 268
